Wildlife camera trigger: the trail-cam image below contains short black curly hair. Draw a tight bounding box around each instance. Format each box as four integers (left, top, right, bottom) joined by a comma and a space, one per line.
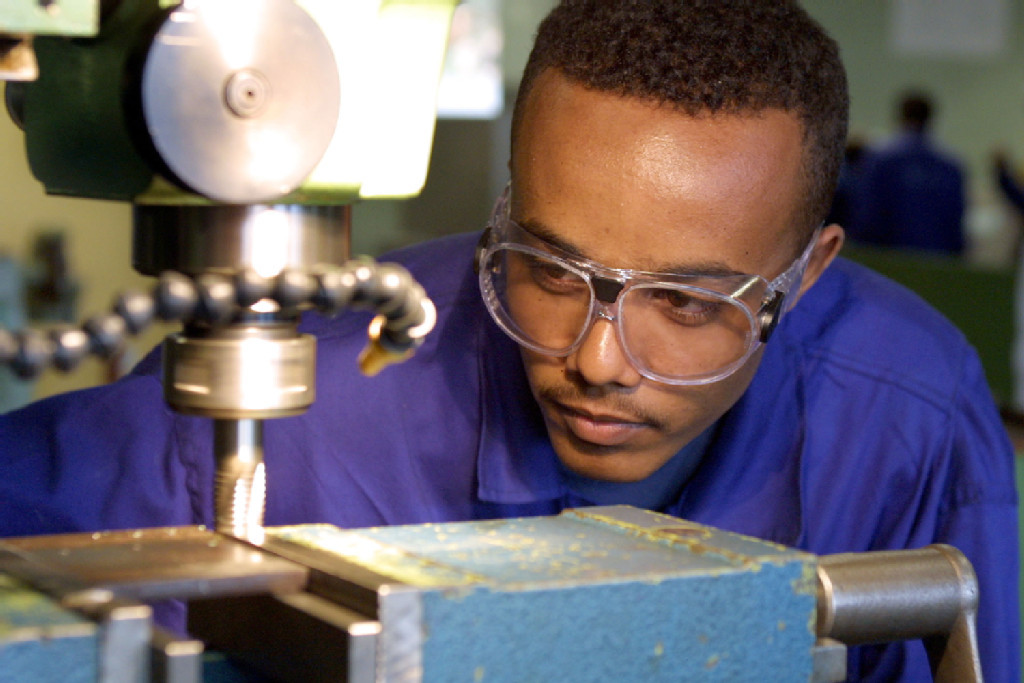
511, 0, 849, 241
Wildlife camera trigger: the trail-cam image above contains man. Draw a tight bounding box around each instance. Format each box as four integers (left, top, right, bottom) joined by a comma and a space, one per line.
847, 91, 967, 254
0, 2, 1018, 680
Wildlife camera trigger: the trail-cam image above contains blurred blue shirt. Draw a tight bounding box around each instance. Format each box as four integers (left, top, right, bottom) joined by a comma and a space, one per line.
849, 132, 966, 254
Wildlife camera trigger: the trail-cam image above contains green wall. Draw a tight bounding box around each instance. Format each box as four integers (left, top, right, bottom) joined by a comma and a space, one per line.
804, 1, 1024, 206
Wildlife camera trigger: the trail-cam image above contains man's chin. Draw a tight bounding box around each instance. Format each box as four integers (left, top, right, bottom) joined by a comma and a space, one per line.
553, 438, 667, 483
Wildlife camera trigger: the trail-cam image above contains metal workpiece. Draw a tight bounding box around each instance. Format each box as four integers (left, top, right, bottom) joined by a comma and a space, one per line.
4, 530, 292, 619
0, 526, 312, 682
0, 526, 383, 682
0, 527, 308, 602
817, 543, 982, 682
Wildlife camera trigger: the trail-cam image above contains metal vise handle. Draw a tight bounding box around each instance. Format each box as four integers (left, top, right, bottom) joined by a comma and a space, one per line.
817, 544, 982, 682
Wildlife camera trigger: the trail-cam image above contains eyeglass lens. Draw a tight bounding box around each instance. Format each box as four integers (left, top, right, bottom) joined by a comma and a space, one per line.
483, 246, 758, 382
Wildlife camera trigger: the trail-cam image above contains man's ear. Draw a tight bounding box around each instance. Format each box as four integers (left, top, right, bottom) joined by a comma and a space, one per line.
791, 223, 845, 305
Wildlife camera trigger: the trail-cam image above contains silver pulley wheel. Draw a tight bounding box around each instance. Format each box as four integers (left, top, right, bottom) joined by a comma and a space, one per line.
140, 0, 340, 203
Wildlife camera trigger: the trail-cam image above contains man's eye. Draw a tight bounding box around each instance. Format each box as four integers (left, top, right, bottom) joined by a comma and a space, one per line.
649, 288, 722, 324
532, 260, 571, 279
524, 256, 583, 291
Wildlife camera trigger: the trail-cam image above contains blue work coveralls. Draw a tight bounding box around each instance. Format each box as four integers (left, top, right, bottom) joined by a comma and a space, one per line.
0, 232, 1018, 681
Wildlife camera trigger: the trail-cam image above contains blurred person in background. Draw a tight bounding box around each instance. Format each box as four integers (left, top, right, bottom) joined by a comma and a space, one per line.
849, 91, 966, 254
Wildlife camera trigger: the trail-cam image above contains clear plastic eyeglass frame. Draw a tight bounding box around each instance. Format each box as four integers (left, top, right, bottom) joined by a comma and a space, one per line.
476, 185, 821, 385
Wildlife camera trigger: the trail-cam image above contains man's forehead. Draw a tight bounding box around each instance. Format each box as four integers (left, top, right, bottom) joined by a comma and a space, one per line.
511, 76, 806, 187
510, 74, 809, 273
513, 214, 747, 278
514, 70, 808, 148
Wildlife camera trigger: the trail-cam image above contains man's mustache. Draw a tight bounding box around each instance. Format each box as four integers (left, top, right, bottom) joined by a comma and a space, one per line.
535, 384, 666, 431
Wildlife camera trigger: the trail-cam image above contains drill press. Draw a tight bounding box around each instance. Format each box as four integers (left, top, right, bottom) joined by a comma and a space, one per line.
2, 0, 453, 539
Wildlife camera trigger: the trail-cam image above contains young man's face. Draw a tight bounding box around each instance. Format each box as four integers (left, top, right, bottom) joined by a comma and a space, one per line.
510, 70, 837, 483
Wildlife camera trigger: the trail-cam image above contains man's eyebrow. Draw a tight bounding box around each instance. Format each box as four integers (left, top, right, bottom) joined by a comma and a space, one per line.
517, 218, 748, 278
518, 219, 585, 257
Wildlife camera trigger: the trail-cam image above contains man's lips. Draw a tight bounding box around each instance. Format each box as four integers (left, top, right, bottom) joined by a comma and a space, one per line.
550, 401, 649, 447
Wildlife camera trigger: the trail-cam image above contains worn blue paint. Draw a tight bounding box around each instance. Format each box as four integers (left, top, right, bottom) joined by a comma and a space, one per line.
419, 561, 813, 681
276, 506, 818, 682
0, 575, 98, 683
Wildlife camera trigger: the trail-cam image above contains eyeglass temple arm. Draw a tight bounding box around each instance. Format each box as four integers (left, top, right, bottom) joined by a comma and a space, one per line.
758, 291, 786, 343
473, 228, 494, 275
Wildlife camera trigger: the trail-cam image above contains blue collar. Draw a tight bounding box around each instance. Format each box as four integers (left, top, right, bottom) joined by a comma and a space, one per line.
474, 326, 564, 503
557, 423, 715, 511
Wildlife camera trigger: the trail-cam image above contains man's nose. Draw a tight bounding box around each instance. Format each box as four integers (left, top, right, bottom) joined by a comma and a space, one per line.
565, 316, 643, 388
